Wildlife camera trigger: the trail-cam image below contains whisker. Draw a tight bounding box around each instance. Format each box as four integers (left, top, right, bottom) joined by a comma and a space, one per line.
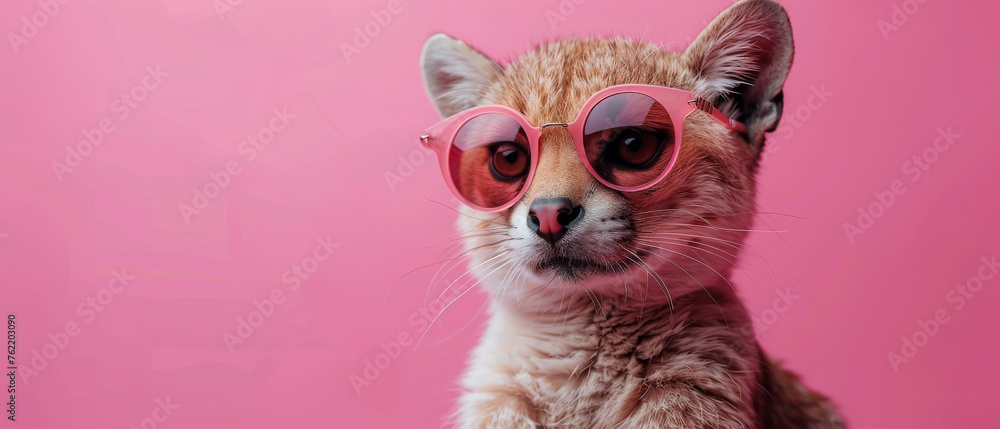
635, 220, 789, 234
429, 251, 508, 313
422, 237, 517, 300
586, 289, 618, 336
639, 230, 744, 246
416, 256, 512, 349
636, 235, 779, 287
558, 282, 576, 338
631, 244, 730, 330
383, 236, 514, 306
497, 259, 524, 306
639, 229, 816, 299
420, 295, 490, 348
620, 246, 673, 312
638, 234, 768, 292
635, 237, 739, 267
423, 197, 510, 227
620, 253, 650, 320
412, 225, 508, 246
421, 227, 510, 249
631, 207, 714, 224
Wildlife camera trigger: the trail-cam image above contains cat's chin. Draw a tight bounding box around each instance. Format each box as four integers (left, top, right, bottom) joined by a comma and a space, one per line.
513, 250, 652, 294
532, 249, 647, 279
534, 256, 616, 280
490, 266, 669, 312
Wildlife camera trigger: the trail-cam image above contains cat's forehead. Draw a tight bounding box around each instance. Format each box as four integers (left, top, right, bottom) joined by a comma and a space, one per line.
489, 38, 690, 126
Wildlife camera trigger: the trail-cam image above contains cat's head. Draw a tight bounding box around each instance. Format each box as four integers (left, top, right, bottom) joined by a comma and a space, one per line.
419, 0, 793, 308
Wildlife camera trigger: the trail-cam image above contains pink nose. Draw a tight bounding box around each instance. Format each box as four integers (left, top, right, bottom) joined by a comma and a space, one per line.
528, 198, 583, 245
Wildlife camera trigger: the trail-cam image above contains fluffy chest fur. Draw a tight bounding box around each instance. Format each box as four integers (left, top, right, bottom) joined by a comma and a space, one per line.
459, 287, 764, 428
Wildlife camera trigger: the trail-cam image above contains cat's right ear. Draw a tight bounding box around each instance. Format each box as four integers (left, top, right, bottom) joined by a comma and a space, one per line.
682, 0, 794, 150
420, 33, 503, 118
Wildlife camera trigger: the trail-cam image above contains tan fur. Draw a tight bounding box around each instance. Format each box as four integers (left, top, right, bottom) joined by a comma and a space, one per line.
420, 1, 844, 427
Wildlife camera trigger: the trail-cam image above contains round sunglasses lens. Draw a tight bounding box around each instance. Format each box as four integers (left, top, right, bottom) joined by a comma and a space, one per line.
582, 92, 676, 188
449, 113, 530, 209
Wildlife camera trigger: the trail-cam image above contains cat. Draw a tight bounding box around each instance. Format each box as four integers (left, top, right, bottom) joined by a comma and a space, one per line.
418, 0, 845, 427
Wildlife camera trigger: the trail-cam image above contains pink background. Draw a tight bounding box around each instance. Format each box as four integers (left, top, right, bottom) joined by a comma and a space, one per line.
2, 0, 998, 427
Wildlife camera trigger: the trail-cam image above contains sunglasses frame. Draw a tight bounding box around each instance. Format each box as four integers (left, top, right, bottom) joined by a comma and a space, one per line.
420, 84, 747, 212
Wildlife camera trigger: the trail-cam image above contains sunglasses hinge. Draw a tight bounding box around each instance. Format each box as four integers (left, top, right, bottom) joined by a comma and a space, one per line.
688, 97, 715, 114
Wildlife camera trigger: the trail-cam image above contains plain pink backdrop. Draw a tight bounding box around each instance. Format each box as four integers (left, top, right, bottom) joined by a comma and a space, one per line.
1, 0, 998, 428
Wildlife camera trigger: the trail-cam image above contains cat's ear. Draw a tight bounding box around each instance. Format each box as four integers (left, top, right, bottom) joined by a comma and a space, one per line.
683, 0, 794, 149
420, 33, 503, 118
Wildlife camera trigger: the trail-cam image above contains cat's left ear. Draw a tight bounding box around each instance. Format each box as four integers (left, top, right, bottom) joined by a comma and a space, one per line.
683, 0, 794, 150
420, 33, 503, 118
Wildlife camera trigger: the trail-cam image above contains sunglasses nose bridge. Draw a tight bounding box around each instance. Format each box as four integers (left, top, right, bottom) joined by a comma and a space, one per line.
522, 128, 593, 206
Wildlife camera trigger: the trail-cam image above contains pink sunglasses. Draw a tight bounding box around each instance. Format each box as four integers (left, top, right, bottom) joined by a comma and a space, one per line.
420, 84, 746, 212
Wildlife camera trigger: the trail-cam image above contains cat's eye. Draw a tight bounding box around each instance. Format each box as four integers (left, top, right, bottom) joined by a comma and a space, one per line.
490, 143, 529, 180
583, 92, 675, 187
604, 129, 663, 167
448, 113, 531, 209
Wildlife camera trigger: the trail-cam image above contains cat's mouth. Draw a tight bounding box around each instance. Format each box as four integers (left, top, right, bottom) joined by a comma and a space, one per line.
534, 250, 648, 280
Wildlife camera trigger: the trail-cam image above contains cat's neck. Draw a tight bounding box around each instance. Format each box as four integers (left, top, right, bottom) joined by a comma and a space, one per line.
488, 279, 751, 340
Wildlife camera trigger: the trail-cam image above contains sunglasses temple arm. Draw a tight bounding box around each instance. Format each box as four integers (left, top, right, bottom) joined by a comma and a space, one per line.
420, 112, 467, 152
688, 98, 748, 134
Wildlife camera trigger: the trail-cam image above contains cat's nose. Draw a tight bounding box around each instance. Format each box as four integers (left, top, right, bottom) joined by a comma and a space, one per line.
527, 198, 583, 245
